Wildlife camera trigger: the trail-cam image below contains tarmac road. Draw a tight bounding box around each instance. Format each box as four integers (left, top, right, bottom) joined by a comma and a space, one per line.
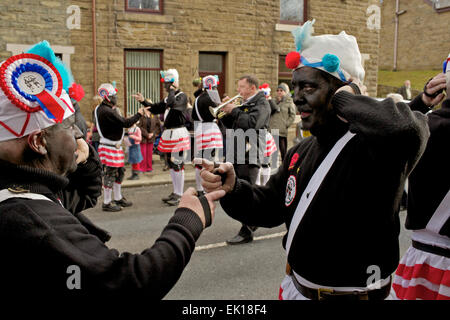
84, 183, 412, 300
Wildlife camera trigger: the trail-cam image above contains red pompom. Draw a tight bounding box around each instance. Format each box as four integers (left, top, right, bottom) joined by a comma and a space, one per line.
260, 83, 269, 89
68, 83, 85, 102
160, 78, 165, 83
285, 51, 301, 70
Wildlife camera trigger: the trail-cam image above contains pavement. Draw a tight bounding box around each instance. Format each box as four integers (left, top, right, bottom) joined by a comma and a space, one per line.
121, 118, 300, 188
121, 154, 196, 188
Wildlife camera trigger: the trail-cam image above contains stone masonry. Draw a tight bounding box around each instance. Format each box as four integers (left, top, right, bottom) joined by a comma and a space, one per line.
0, 0, 381, 119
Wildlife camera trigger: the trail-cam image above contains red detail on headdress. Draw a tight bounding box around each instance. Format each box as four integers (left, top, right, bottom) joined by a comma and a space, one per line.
69, 83, 85, 102
0, 53, 63, 114
260, 83, 270, 89
285, 51, 301, 70
160, 78, 165, 83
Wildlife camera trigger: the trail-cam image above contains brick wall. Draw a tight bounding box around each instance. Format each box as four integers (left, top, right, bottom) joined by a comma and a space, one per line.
0, 0, 381, 119
379, 0, 450, 71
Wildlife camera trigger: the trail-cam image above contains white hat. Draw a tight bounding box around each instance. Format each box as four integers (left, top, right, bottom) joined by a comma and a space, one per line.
202, 75, 219, 89
285, 19, 365, 82
160, 69, 179, 83
0, 42, 75, 142
98, 83, 117, 101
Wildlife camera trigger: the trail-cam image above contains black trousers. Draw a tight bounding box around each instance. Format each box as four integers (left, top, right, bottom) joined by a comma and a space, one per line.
103, 166, 125, 188
272, 135, 287, 167
233, 164, 259, 236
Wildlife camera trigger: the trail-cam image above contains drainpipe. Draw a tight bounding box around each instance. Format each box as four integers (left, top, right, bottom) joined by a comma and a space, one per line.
92, 0, 97, 93
393, 0, 406, 71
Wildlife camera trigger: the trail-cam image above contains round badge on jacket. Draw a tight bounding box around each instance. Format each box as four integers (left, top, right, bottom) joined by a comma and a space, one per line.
285, 175, 297, 207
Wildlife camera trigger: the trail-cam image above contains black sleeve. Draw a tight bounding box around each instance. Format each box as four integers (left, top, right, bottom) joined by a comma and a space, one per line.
39, 205, 204, 297
231, 99, 271, 130
58, 143, 102, 215
332, 91, 430, 162
171, 92, 188, 113
103, 106, 142, 129
268, 99, 279, 115
219, 147, 295, 228
408, 93, 432, 114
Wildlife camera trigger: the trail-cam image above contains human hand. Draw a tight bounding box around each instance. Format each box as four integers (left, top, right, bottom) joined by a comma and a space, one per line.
137, 107, 146, 116
335, 78, 367, 96
75, 138, 89, 164
195, 158, 236, 193
132, 92, 145, 102
178, 187, 226, 228
422, 73, 447, 107
222, 103, 237, 114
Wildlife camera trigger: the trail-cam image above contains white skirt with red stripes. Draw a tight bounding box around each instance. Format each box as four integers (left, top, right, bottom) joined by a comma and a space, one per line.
194, 122, 223, 151
98, 144, 125, 168
265, 132, 277, 157
392, 246, 450, 300
157, 127, 191, 153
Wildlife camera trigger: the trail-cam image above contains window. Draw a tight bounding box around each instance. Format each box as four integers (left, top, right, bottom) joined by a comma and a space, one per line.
125, 0, 163, 14
278, 55, 293, 92
124, 50, 162, 116
432, 0, 450, 11
280, 0, 307, 24
199, 52, 226, 98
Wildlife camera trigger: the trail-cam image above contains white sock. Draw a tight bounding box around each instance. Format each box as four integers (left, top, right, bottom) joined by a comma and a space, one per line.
255, 168, 262, 186
173, 169, 184, 196
195, 168, 204, 192
104, 187, 112, 204
113, 183, 122, 201
170, 169, 177, 194
261, 166, 271, 185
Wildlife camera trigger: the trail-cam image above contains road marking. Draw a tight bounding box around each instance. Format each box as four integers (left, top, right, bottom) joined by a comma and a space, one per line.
195, 231, 286, 251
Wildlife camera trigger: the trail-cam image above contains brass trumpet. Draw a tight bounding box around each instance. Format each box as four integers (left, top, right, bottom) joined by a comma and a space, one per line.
209, 94, 242, 119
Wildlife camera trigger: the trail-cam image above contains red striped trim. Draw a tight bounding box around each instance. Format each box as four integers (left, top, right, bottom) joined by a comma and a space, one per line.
195, 137, 223, 143
158, 141, 191, 148
100, 160, 124, 167
196, 143, 223, 150
392, 283, 450, 300
194, 131, 222, 138
396, 263, 450, 286
279, 286, 284, 300
159, 138, 190, 145
98, 146, 123, 154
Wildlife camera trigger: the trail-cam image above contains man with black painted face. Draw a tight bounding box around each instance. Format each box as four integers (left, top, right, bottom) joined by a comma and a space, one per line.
198, 20, 430, 300
0, 43, 225, 296
95, 83, 145, 212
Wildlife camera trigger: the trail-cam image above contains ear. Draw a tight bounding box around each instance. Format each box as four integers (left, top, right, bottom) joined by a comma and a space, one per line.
27, 130, 47, 155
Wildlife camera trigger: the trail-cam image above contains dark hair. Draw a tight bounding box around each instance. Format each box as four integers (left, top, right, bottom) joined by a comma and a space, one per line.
239, 75, 259, 89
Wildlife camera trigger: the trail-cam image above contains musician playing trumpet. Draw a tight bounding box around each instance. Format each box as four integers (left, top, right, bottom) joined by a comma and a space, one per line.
219, 75, 271, 245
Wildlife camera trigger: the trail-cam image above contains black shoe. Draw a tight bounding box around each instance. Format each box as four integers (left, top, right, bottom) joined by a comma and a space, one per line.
226, 233, 253, 245
102, 202, 122, 212
114, 197, 133, 207
162, 192, 176, 202
127, 173, 139, 180
165, 194, 181, 206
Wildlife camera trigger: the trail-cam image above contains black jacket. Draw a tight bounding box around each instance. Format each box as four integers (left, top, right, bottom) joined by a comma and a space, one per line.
0, 145, 203, 296
95, 102, 141, 141
192, 90, 217, 123
220, 91, 429, 287
142, 89, 187, 129
406, 96, 450, 236
226, 91, 271, 166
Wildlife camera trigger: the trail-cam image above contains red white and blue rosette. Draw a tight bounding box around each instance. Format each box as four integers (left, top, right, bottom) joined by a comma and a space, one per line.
0, 53, 71, 123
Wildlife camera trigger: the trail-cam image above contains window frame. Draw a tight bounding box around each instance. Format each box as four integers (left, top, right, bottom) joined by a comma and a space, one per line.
123, 48, 163, 116
279, 0, 308, 25
125, 0, 164, 15
198, 52, 227, 99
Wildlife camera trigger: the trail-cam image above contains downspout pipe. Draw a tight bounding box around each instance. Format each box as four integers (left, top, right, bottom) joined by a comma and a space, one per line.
92, 0, 97, 93
393, 0, 406, 71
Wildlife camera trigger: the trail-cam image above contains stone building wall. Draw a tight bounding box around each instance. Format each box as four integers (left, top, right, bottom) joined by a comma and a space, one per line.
379, 0, 450, 71
0, 0, 381, 118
